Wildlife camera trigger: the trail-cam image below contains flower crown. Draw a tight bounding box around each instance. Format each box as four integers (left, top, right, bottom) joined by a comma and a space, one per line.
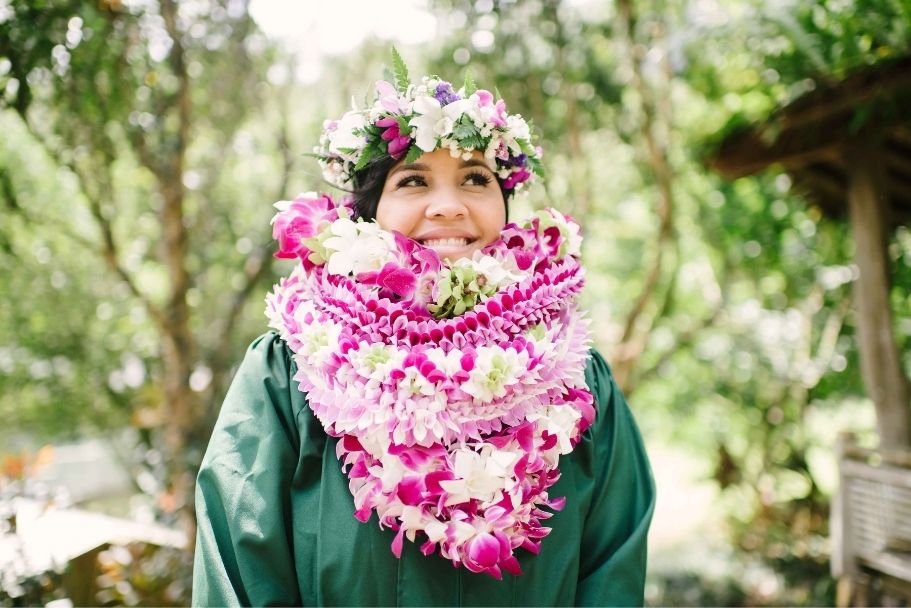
314, 49, 543, 192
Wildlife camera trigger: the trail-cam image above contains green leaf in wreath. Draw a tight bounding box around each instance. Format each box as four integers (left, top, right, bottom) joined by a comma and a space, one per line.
403, 144, 423, 164
391, 47, 410, 94
463, 70, 477, 95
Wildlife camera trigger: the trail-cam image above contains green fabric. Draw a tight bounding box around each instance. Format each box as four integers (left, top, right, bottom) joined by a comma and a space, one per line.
193, 332, 655, 607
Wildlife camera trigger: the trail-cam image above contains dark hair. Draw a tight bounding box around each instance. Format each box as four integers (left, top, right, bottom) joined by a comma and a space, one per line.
350, 156, 514, 221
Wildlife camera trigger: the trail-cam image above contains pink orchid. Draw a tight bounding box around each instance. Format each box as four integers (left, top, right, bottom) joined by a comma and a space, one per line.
271, 193, 337, 259
392, 232, 442, 275
466, 532, 500, 572
358, 261, 418, 299
375, 80, 406, 114
492, 99, 508, 127
375, 117, 412, 159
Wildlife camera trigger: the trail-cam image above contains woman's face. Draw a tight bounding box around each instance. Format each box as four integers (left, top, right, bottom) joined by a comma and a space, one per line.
375, 148, 506, 261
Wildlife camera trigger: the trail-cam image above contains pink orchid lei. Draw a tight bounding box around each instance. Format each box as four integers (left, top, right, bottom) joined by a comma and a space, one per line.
265, 192, 594, 579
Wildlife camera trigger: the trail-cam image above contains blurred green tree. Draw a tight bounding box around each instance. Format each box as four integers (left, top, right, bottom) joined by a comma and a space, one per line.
0, 0, 303, 540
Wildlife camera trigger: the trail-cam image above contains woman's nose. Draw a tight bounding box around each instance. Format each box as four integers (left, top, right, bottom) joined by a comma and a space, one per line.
425, 187, 467, 219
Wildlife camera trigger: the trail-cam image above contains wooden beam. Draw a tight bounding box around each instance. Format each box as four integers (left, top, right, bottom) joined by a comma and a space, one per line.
845, 139, 911, 449
711, 134, 842, 179
781, 65, 911, 131
710, 62, 911, 180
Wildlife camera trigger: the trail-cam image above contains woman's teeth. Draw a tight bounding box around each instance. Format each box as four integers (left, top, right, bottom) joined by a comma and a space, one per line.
423, 238, 469, 247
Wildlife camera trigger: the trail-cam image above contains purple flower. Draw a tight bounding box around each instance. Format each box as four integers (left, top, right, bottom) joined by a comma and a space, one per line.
502, 167, 531, 190
434, 81, 461, 106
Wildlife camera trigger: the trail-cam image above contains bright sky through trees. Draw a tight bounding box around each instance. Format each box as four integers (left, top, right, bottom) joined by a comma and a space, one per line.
248, 0, 437, 82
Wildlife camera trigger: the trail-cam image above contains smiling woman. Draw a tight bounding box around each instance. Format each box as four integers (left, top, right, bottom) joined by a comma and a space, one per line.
374, 149, 507, 261
192, 53, 655, 607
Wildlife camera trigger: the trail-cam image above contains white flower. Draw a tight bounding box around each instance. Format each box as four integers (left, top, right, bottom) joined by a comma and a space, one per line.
426, 348, 463, 377
411, 401, 446, 445
461, 346, 528, 403
564, 220, 583, 257
372, 450, 407, 492
423, 518, 448, 543
298, 320, 342, 369
409, 97, 473, 152
400, 506, 431, 541
471, 254, 528, 291
350, 342, 404, 383
504, 114, 531, 153
506, 114, 530, 141
466, 93, 500, 129
323, 219, 396, 276
527, 406, 583, 455
438, 446, 518, 506
328, 110, 367, 158
397, 367, 436, 398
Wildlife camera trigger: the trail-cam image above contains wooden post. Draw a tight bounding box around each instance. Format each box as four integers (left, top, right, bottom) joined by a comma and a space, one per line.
845, 139, 911, 449
832, 432, 855, 607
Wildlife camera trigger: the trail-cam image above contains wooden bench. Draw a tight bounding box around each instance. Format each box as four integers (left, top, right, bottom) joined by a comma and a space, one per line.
832, 433, 911, 606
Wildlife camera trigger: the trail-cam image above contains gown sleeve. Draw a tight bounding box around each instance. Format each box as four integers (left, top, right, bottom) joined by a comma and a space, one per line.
192, 332, 304, 607
575, 350, 656, 607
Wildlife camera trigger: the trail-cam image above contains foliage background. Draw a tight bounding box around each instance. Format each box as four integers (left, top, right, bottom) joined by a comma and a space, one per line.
1, 0, 910, 605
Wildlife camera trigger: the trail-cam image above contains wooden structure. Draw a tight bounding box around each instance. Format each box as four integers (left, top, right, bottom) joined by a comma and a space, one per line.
708, 55, 911, 606
832, 433, 911, 606
709, 55, 911, 449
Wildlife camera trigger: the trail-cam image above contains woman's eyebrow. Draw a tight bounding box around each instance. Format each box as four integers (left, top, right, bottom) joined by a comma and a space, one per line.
460, 158, 496, 172
389, 162, 429, 176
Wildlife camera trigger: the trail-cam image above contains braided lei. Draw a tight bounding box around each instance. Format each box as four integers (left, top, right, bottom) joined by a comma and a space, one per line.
265, 192, 594, 579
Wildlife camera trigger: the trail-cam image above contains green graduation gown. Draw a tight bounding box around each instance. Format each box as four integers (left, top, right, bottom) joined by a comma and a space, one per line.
192, 332, 655, 607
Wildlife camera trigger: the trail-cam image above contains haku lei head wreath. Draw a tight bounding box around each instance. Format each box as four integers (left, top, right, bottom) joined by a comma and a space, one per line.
315, 48, 543, 192
265, 54, 595, 579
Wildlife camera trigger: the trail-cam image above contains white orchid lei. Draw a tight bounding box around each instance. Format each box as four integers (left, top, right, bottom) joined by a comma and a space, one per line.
315, 49, 543, 192
265, 192, 593, 579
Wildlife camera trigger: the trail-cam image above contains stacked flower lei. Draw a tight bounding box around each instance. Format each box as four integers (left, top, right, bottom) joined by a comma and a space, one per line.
265, 193, 594, 578
315, 48, 543, 192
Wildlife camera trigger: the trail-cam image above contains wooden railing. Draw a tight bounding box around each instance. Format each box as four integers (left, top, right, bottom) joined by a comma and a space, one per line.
832, 432, 911, 606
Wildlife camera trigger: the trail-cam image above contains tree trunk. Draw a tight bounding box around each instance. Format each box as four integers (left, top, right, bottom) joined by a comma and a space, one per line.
158, 0, 199, 547
845, 139, 911, 449
611, 0, 678, 391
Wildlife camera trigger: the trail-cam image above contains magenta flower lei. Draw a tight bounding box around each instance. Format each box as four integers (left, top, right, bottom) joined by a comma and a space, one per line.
265, 193, 595, 579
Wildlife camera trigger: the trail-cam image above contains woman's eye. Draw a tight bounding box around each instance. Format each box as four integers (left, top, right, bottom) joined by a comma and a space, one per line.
396, 175, 427, 188
464, 171, 493, 187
